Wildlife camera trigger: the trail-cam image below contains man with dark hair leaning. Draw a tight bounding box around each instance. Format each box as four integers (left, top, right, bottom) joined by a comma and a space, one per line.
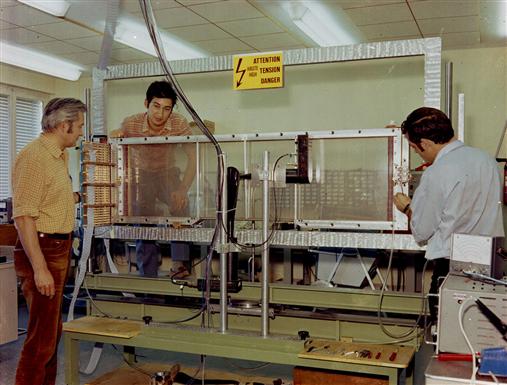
12, 98, 86, 385
393, 107, 504, 321
111, 80, 196, 277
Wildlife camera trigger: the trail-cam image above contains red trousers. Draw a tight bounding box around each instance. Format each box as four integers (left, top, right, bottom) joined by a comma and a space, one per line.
14, 236, 71, 385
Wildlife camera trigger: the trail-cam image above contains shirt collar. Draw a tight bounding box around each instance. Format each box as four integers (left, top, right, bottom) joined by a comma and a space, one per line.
40, 134, 64, 159
141, 112, 171, 135
434, 139, 464, 164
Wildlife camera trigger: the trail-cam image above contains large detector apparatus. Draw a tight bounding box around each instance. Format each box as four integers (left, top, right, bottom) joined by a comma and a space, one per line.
77, 38, 445, 374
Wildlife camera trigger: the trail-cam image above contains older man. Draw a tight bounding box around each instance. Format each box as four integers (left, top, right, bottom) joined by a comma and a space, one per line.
12, 98, 86, 385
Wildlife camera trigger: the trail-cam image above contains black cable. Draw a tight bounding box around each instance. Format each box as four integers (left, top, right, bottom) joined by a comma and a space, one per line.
218, 153, 293, 251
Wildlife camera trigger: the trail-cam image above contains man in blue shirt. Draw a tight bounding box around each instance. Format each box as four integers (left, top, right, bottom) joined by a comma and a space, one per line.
394, 107, 504, 320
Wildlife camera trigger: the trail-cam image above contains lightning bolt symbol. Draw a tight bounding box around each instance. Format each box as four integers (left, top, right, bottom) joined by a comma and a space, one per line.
235, 57, 246, 88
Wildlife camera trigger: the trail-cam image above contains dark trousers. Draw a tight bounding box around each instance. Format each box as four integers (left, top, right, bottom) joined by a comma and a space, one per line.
133, 168, 189, 277
14, 237, 71, 385
428, 257, 450, 322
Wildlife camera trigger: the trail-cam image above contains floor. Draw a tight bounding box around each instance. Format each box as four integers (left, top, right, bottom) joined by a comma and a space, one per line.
0, 303, 433, 385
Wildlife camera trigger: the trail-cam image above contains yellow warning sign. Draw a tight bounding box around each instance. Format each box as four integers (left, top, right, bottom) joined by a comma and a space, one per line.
233, 52, 283, 90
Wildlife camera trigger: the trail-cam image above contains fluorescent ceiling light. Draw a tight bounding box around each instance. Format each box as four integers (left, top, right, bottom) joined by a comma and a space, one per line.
115, 15, 207, 60
0, 41, 82, 81
288, 1, 362, 47
17, 0, 70, 17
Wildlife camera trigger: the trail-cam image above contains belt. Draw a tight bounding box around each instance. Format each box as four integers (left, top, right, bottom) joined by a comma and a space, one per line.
38, 232, 71, 240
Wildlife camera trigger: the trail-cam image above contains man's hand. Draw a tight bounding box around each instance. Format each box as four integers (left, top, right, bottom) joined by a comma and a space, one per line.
34, 267, 55, 298
394, 192, 411, 213
170, 189, 189, 214
109, 129, 124, 138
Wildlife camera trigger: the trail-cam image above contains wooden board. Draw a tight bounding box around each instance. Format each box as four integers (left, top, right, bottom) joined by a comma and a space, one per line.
298, 339, 414, 369
86, 363, 287, 385
63, 316, 141, 339
0, 261, 17, 345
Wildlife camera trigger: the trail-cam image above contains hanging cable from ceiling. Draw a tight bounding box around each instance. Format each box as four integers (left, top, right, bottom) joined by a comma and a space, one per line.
137, 0, 225, 320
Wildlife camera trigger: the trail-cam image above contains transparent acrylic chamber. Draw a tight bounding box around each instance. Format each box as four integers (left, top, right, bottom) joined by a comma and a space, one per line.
112, 129, 402, 230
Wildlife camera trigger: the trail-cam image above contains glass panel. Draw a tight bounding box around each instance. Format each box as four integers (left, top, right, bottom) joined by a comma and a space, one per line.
298, 137, 392, 222
119, 142, 198, 220
116, 135, 394, 225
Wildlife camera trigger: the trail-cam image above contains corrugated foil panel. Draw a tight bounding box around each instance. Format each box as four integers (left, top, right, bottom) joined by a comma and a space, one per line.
95, 226, 424, 251
104, 37, 440, 79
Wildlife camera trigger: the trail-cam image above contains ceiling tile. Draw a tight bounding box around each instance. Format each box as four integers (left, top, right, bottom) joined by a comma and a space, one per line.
148, 7, 208, 28
122, 0, 181, 13
193, 37, 253, 54
360, 21, 421, 40
262, 44, 305, 52
217, 17, 284, 37
61, 51, 100, 65
345, 3, 413, 26
26, 40, 87, 55
409, 0, 479, 19
0, 19, 15, 29
332, 0, 405, 10
166, 23, 231, 41
436, 31, 481, 49
29, 22, 99, 40
111, 47, 153, 61
176, 0, 221, 6
0, 0, 18, 6
368, 34, 421, 43
214, 48, 257, 56
241, 32, 301, 50
65, 36, 123, 52
0, 4, 59, 26
189, 0, 263, 23
418, 15, 479, 35
1, 27, 54, 44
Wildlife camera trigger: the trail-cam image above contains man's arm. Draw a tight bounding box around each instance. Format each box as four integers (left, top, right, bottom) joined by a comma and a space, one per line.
14, 215, 55, 298
170, 143, 197, 212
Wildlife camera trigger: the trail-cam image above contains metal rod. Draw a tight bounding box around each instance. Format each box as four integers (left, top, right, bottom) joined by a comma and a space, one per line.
219, 154, 228, 333
84, 88, 92, 141
445, 62, 453, 118
261, 150, 270, 337
457, 93, 465, 142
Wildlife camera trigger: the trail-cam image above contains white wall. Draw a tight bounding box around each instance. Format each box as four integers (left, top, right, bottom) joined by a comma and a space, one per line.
0, 63, 92, 190
105, 56, 425, 134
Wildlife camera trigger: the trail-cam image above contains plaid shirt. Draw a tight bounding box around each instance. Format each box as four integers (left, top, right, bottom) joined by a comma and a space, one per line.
12, 134, 75, 233
120, 112, 191, 171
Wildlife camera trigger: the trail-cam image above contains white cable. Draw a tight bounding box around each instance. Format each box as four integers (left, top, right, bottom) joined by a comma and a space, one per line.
463, 271, 507, 286
458, 297, 477, 385
488, 371, 500, 384
103, 238, 135, 297
67, 225, 94, 321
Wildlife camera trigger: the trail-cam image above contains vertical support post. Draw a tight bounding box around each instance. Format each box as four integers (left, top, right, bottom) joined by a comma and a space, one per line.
261, 150, 270, 337
445, 61, 453, 119
457, 93, 465, 142
64, 334, 80, 385
123, 346, 136, 364
84, 88, 92, 141
219, 153, 228, 333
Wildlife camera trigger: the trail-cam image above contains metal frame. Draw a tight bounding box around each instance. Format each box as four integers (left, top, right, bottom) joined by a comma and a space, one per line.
92, 37, 441, 135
